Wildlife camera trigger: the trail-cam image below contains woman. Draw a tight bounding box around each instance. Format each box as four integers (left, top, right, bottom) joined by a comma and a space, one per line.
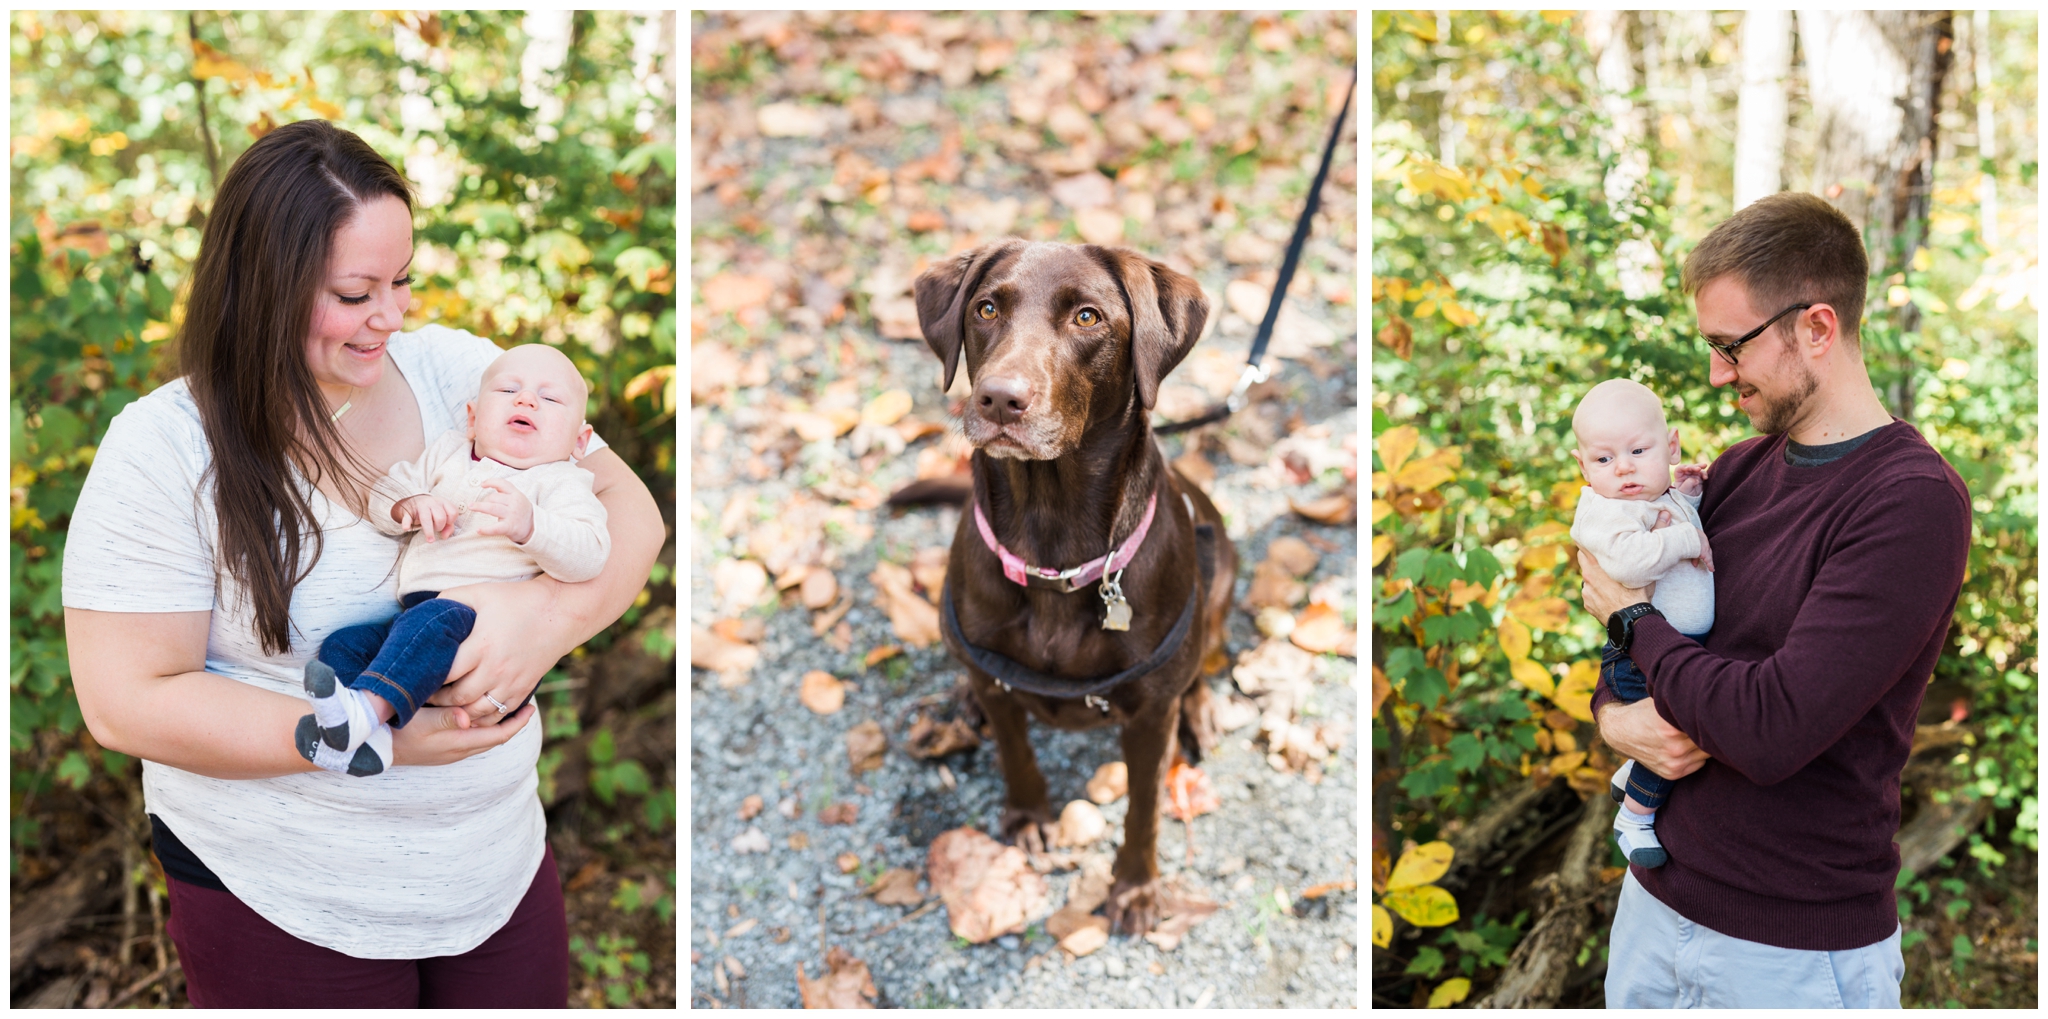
61, 120, 664, 1006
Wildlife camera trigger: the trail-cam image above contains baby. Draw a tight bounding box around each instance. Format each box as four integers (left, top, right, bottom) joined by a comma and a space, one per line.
1568, 379, 1713, 868
295, 343, 610, 776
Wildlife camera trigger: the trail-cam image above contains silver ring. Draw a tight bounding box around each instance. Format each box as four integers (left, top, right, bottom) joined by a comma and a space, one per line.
485, 693, 511, 714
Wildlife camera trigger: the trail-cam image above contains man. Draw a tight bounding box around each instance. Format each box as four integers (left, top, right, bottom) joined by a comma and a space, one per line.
1579, 191, 1970, 1008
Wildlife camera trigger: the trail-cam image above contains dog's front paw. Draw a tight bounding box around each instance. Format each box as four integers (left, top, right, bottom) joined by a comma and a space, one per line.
999, 806, 1056, 856
1107, 877, 1167, 936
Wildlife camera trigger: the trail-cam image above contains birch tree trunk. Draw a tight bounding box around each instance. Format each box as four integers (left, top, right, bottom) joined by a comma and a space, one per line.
1972, 9, 1998, 251
1584, 11, 1664, 301
1733, 10, 1794, 210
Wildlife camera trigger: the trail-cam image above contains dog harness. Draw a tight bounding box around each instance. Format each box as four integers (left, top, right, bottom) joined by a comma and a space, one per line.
944, 488, 1216, 712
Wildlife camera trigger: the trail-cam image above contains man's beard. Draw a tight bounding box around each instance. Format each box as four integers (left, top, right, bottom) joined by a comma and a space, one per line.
1744, 353, 1819, 435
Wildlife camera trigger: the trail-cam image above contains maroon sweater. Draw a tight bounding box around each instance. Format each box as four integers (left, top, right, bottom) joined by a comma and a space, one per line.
1591, 419, 1970, 951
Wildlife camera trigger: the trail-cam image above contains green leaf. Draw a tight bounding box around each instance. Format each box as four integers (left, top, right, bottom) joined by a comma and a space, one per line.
1420, 615, 1455, 646
1394, 548, 1432, 582
589, 728, 617, 766
1463, 547, 1504, 586
1404, 945, 1447, 978
1384, 646, 1426, 681
1403, 667, 1449, 709
1423, 551, 1460, 589
1373, 590, 1418, 628
54, 750, 92, 790
1447, 732, 1484, 773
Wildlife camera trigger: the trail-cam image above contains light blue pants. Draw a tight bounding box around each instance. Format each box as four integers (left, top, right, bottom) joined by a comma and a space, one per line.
1606, 870, 1904, 1008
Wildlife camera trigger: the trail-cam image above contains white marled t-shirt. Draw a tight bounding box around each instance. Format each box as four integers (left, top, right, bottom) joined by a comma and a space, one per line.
62, 326, 607, 959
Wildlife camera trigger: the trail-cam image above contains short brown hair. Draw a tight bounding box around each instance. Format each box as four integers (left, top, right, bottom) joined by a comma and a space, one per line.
1680, 191, 1868, 346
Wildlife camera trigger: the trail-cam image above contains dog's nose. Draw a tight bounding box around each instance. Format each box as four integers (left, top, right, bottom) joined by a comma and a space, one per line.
974, 376, 1033, 425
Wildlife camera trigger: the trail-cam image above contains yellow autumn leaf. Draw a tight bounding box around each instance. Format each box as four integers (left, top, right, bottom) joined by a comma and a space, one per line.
1371, 499, 1393, 525
1554, 660, 1601, 722
1521, 173, 1547, 200
1429, 977, 1472, 1009
1413, 298, 1438, 318
1507, 596, 1571, 633
1466, 204, 1533, 244
1394, 459, 1456, 493
1387, 840, 1454, 890
1550, 480, 1583, 510
1373, 904, 1394, 948
1524, 521, 1570, 543
1548, 750, 1587, 774
1376, 425, 1419, 476
861, 388, 913, 427
1510, 657, 1555, 699
1447, 578, 1487, 608
1381, 884, 1459, 927
191, 40, 258, 82
1372, 533, 1394, 567
1497, 615, 1531, 661
1438, 298, 1480, 327
1371, 470, 1391, 496
1553, 729, 1578, 754
1520, 544, 1568, 572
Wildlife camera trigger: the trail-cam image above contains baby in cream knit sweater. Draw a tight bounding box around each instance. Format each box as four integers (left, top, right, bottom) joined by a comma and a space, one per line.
296, 344, 610, 776
1569, 379, 1713, 868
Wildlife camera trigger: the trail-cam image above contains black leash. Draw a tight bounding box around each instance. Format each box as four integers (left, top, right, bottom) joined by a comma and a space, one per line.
1156, 67, 1357, 436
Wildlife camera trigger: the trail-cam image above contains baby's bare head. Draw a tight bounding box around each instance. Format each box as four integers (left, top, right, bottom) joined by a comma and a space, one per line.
1572, 379, 1676, 501
467, 344, 592, 469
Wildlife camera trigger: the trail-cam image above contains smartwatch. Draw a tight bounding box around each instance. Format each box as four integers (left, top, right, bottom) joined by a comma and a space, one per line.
1606, 602, 1663, 652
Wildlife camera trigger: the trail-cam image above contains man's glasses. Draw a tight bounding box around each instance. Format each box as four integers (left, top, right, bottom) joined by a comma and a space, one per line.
1700, 302, 1812, 366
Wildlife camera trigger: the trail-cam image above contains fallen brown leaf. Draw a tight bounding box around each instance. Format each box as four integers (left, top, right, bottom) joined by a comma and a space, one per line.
1059, 918, 1111, 957
812, 592, 855, 636
1055, 800, 1106, 848
795, 946, 877, 1009
801, 568, 839, 609
861, 388, 914, 427
837, 852, 860, 874
1244, 559, 1306, 610
870, 561, 941, 647
905, 209, 946, 233
1265, 536, 1320, 578
894, 417, 947, 443
820, 802, 860, 826
1085, 762, 1128, 805
800, 671, 847, 715
926, 827, 1049, 943
1172, 447, 1216, 491
1299, 879, 1357, 900
702, 272, 777, 314
1289, 491, 1357, 525
865, 867, 925, 907
864, 645, 902, 667
690, 626, 759, 679
909, 546, 949, 604
713, 558, 771, 612
789, 832, 810, 850
1166, 762, 1221, 823
1289, 602, 1356, 657
739, 795, 764, 821
1138, 881, 1220, 952
711, 616, 766, 644
845, 720, 887, 774
905, 713, 981, 759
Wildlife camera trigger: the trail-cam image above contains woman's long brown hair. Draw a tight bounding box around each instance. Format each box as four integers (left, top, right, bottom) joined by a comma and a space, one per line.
176, 120, 414, 655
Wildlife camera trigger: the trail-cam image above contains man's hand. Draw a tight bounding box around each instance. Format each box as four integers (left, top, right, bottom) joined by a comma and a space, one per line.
1673, 462, 1708, 497
1598, 698, 1709, 780
1579, 551, 1653, 623
1694, 528, 1714, 572
395, 494, 462, 541
1652, 508, 1674, 530
470, 479, 534, 544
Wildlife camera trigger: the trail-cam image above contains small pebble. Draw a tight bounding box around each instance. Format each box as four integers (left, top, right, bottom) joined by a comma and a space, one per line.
997, 935, 1020, 950
1104, 955, 1125, 978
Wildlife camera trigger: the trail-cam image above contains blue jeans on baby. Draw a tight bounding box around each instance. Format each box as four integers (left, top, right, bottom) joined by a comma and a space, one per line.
1601, 631, 1710, 810
318, 591, 516, 728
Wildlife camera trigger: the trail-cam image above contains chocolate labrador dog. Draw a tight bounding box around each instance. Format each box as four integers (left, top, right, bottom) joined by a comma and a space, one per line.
912, 240, 1237, 935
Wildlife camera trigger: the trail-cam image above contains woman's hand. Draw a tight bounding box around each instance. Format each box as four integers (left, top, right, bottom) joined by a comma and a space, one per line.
1579, 550, 1654, 623
428, 577, 565, 724
390, 703, 536, 766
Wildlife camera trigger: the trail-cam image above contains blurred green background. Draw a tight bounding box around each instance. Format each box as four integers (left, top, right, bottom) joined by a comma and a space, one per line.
10, 11, 676, 1008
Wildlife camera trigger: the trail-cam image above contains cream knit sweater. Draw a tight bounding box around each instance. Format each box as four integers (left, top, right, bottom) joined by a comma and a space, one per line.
368, 429, 610, 595
1570, 487, 1715, 635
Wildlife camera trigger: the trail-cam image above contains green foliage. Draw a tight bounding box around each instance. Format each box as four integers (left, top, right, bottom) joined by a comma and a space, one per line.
572, 931, 653, 1008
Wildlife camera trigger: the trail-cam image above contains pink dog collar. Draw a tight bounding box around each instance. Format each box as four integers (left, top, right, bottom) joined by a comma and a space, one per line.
974, 492, 1158, 592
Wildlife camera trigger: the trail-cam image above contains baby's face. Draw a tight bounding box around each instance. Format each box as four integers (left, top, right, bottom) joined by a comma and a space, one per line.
466, 346, 591, 469
1573, 410, 1679, 501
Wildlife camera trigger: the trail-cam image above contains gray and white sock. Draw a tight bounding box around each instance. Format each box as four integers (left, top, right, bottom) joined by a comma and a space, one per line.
304, 661, 378, 754
1613, 803, 1668, 868
295, 714, 392, 778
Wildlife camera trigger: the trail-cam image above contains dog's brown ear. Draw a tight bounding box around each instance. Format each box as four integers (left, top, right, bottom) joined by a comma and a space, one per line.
913, 242, 1012, 393
1104, 249, 1210, 411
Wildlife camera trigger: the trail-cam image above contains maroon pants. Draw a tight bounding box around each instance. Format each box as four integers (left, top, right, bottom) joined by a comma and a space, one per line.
166, 843, 568, 1007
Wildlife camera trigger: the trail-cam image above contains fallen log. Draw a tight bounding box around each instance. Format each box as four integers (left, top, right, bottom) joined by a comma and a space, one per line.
1895, 795, 1994, 879
10, 829, 127, 975
1474, 792, 1612, 1009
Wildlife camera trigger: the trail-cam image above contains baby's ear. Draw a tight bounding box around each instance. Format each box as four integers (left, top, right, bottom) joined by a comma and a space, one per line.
465, 400, 478, 437
1667, 426, 1681, 459
574, 423, 594, 458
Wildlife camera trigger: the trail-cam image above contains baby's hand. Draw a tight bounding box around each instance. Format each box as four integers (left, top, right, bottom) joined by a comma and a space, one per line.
470, 479, 534, 544
1673, 462, 1709, 497
395, 494, 462, 541
1694, 527, 1714, 572
1652, 508, 1674, 530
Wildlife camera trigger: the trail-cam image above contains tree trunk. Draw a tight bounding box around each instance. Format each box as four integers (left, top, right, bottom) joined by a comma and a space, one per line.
1734, 10, 1794, 209
1474, 794, 1613, 1008
1971, 9, 1997, 251
1798, 10, 1953, 419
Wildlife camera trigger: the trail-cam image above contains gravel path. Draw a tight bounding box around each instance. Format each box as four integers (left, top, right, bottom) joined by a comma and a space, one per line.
688, 323, 1359, 1008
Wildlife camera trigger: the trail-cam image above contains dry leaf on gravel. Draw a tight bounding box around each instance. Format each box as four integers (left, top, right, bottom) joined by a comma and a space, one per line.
894, 417, 947, 442
801, 568, 839, 609
739, 795, 763, 820
860, 389, 913, 427
702, 272, 778, 315
905, 713, 981, 759
1254, 605, 1296, 639
731, 827, 769, 854
1046, 855, 1114, 940
795, 946, 877, 1009
1172, 448, 1216, 490
1055, 800, 1107, 848
1244, 559, 1306, 610
870, 561, 942, 647
757, 101, 829, 138
1165, 762, 1221, 822
1085, 761, 1128, 804
908, 546, 949, 604
690, 626, 759, 681
1212, 693, 1261, 733
712, 617, 765, 644
1059, 919, 1111, 957
864, 867, 926, 906
1074, 207, 1124, 245
837, 852, 861, 874
713, 558, 771, 612
1265, 536, 1320, 577
1290, 491, 1357, 524
800, 671, 847, 714
1138, 883, 1220, 952
845, 720, 887, 774
1289, 602, 1356, 656
926, 827, 1049, 943
863, 644, 902, 667
819, 802, 860, 825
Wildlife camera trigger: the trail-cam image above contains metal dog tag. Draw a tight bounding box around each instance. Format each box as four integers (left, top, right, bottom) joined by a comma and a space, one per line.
1100, 573, 1132, 631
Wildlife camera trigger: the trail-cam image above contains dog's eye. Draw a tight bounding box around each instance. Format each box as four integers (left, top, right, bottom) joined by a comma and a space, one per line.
976, 301, 998, 320
1075, 308, 1099, 326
